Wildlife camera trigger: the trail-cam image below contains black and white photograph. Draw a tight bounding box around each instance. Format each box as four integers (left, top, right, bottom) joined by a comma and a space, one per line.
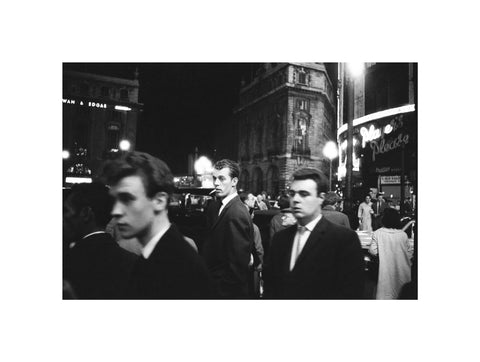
62, 62, 417, 301
3, 1, 480, 361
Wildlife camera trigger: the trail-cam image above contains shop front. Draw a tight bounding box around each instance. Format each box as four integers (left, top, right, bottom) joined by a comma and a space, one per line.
337, 104, 417, 215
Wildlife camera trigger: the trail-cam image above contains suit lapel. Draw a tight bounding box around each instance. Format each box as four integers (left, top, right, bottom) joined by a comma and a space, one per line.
282, 226, 298, 273
211, 196, 238, 231
291, 217, 330, 270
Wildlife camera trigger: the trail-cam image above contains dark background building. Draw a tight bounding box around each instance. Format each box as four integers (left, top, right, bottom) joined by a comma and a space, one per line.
62, 70, 141, 184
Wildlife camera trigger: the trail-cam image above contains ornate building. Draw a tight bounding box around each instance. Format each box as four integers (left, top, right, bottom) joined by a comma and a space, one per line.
62, 69, 142, 184
233, 63, 336, 197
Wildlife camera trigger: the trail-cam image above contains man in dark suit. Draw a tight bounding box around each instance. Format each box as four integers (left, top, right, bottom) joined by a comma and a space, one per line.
263, 168, 364, 299
202, 159, 254, 298
63, 182, 137, 299
321, 191, 351, 229
372, 192, 389, 230
103, 151, 213, 299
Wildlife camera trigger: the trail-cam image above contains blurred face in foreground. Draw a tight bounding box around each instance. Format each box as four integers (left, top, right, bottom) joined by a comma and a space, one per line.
288, 179, 323, 226
213, 167, 237, 200
109, 175, 165, 245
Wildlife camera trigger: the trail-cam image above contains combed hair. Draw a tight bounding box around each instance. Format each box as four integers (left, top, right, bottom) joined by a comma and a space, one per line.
291, 167, 328, 196
101, 151, 174, 198
213, 159, 240, 179
68, 182, 113, 228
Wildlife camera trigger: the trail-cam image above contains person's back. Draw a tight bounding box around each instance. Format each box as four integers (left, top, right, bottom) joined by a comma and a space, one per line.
320, 192, 351, 229
321, 206, 351, 229
63, 182, 137, 299
369, 208, 413, 299
65, 232, 137, 299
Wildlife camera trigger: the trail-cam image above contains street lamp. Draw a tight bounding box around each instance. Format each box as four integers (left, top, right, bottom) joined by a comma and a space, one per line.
62, 150, 70, 159
119, 139, 131, 152
194, 155, 214, 188
323, 141, 338, 191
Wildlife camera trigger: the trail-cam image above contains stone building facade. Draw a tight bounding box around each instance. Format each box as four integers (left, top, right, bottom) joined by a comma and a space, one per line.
233, 63, 336, 197
62, 70, 142, 183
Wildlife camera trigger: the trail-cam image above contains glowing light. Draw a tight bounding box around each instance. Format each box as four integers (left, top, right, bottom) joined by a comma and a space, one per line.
348, 62, 364, 77
323, 141, 338, 160
194, 156, 213, 175
115, 105, 131, 111
384, 124, 393, 134
62, 150, 70, 159
337, 104, 416, 138
360, 125, 381, 147
119, 140, 131, 151
65, 177, 92, 184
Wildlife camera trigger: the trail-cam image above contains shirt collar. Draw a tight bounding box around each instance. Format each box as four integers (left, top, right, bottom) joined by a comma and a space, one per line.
221, 191, 238, 206
142, 223, 171, 259
82, 231, 107, 240
301, 213, 322, 232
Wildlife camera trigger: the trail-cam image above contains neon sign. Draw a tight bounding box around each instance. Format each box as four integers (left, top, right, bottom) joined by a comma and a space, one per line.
360, 125, 381, 147
370, 133, 410, 161
62, 98, 129, 111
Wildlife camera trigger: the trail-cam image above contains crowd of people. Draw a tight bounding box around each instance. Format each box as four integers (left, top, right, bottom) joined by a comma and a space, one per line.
63, 151, 415, 300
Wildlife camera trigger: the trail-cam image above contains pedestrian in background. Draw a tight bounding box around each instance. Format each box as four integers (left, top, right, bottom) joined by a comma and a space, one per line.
358, 195, 374, 231
321, 191, 351, 229
369, 208, 413, 299
202, 159, 254, 298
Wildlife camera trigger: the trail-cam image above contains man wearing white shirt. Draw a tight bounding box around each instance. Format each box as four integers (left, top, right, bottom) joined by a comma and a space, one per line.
104, 151, 212, 299
202, 159, 254, 298
264, 167, 364, 299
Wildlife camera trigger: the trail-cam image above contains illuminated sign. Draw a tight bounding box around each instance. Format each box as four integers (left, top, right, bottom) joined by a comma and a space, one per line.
65, 177, 92, 184
337, 104, 415, 138
62, 98, 130, 111
380, 176, 401, 184
370, 133, 410, 162
360, 125, 381, 147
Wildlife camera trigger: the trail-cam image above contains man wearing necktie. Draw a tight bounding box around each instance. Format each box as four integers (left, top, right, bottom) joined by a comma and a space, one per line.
202, 159, 254, 298
263, 167, 365, 299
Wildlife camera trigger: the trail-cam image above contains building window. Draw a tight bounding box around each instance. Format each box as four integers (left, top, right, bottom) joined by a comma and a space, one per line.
296, 99, 309, 111
80, 83, 89, 96
297, 69, 307, 85
120, 89, 129, 100
101, 86, 110, 97
106, 124, 120, 151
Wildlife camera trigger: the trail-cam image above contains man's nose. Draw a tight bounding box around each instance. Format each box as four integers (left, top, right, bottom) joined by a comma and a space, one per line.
111, 201, 123, 218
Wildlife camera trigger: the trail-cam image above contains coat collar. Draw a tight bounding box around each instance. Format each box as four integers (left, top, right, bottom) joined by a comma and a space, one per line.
286, 216, 332, 272
211, 195, 240, 230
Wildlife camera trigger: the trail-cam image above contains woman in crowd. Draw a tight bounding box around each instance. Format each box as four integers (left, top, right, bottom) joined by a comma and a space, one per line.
368, 208, 414, 299
358, 195, 374, 231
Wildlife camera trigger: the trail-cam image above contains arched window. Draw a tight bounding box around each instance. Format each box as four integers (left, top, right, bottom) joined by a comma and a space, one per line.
252, 167, 263, 194
266, 165, 280, 198
239, 169, 250, 192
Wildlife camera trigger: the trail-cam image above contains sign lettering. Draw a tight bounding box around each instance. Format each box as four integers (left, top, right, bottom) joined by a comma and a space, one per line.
370, 133, 409, 161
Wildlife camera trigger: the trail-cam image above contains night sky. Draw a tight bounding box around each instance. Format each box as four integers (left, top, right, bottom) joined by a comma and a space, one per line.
63, 63, 337, 174
63, 62, 257, 174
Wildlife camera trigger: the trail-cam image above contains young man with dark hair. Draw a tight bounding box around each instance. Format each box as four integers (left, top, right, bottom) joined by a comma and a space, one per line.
263, 167, 365, 299
202, 159, 254, 298
63, 182, 137, 299
103, 151, 212, 299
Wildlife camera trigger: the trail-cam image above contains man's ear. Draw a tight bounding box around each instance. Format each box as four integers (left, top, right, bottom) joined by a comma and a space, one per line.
231, 177, 239, 188
152, 191, 169, 212
319, 192, 325, 206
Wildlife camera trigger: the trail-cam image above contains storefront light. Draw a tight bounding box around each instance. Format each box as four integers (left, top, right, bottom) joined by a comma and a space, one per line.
115, 105, 131, 111
62, 150, 70, 159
